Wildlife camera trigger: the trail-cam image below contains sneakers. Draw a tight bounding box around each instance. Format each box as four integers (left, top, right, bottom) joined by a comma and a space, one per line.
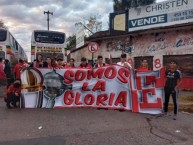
6, 102, 18, 109
6, 104, 13, 109
160, 112, 167, 116
162, 112, 177, 120
11, 102, 17, 108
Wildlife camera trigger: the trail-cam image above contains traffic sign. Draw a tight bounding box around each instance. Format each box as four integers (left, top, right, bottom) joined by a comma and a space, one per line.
88, 42, 98, 53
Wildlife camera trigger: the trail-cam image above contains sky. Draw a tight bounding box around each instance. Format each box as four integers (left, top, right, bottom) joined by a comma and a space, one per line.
0, 0, 166, 61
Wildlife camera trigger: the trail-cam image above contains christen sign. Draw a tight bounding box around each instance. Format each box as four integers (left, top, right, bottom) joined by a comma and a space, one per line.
129, 0, 193, 31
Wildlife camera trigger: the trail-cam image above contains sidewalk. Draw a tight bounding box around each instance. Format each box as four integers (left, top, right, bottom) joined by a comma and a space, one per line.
175, 90, 193, 113
179, 90, 193, 97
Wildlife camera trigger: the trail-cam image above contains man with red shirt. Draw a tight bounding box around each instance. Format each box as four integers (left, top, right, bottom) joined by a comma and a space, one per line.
78, 57, 92, 69
14, 59, 25, 79
66, 58, 76, 68
136, 59, 151, 72
57, 58, 64, 69
5, 79, 21, 109
94, 55, 106, 68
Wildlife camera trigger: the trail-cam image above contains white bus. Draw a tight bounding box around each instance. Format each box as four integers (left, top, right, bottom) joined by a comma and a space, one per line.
0, 28, 27, 66
31, 30, 66, 62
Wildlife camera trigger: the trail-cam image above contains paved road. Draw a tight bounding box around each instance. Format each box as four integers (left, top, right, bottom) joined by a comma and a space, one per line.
0, 97, 193, 145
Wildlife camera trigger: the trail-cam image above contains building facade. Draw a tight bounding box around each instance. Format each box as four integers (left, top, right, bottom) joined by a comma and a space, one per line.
71, 0, 193, 90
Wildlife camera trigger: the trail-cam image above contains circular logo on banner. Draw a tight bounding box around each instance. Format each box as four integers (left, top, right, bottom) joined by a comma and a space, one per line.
88, 42, 98, 53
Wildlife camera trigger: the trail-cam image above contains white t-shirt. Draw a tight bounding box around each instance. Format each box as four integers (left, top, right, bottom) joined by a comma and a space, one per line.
117, 62, 132, 68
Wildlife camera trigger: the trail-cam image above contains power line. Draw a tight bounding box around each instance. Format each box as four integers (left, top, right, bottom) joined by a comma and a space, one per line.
75, 22, 94, 35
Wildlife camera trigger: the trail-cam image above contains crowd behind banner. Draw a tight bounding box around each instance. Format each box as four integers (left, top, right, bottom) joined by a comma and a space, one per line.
0, 54, 182, 118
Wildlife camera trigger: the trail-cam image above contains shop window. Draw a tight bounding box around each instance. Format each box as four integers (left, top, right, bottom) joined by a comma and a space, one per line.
134, 56, 153, 70
163, 55, 193, 77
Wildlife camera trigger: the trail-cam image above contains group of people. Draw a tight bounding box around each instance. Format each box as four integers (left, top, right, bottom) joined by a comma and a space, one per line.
31, 54, 111, 69
0, 58, 26, 109
0, 54, 182, 120
31, 54, 79, 69
135, 58, 182, 120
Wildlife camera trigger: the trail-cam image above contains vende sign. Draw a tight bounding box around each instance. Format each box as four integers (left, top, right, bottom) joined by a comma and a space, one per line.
129, 14, 167, 28
129, 0, 193, 31
20, 66, 165, 114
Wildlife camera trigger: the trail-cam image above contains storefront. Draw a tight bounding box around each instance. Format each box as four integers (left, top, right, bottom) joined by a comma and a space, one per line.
71, 0, 193, 90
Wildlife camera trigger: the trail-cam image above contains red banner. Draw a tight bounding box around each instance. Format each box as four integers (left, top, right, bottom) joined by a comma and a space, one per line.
20, 65, 165, 114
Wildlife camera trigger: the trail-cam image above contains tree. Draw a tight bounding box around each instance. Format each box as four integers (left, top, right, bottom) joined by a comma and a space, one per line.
86, 16, 102, 36
0, 20, 6, 28
66, 35, 76, 50
113, 0, 123, 12
113, 0, 156, 11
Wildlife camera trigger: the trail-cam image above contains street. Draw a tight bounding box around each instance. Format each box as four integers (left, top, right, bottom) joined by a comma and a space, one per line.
0, 97, 193, 145
1, 0, 193, 144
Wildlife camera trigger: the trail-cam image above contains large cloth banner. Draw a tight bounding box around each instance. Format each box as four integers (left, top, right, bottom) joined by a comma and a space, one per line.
20, 65, 165, 114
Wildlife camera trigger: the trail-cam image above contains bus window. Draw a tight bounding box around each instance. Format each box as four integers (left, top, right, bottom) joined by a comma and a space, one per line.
0, 29, 7, 41
18, 44, 21, 54
9, 34, 14, 48
12, 37, 16, 50
34, 31, 65, 44
15, 41, 18, 50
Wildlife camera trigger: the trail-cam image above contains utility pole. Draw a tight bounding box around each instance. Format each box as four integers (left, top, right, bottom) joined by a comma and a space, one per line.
44, 10, 53, 31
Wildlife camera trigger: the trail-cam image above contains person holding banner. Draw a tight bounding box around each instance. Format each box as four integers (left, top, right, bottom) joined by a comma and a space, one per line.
78, 57, 92, 69
117, 54, 132, 69
94, 55, 106, 68
66, 58, 76, 68
56, 58, 65, 69
44, 57, 57, 69
136, 58, 156, 94
164, 60, 182, 120
136, 59, 151, 72
33, 54, 44, 68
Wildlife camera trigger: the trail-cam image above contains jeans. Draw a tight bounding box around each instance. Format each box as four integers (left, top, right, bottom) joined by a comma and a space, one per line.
164, 88, 178, 115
